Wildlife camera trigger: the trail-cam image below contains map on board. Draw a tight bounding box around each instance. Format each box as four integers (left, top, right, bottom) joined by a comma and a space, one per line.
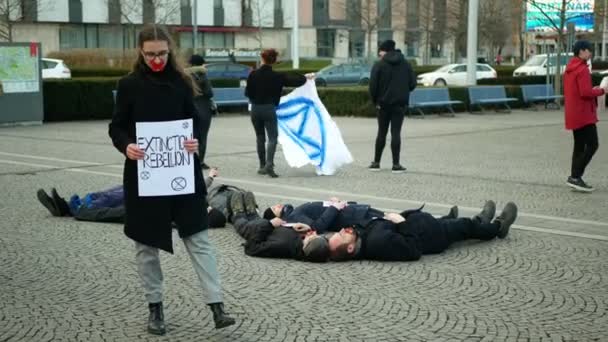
0, 46, 39, 93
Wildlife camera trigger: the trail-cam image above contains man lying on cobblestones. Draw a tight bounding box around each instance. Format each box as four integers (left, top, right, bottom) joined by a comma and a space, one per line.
262, 199, 458, 234
230, 192, 330, 262
36, 167, 227, 227
326, 201, 518, 262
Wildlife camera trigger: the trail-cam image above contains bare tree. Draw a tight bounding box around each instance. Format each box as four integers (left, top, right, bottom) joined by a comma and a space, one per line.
335, 0, 406, 59
524, 0, 592, 92
243, 0, 274, 51
479, 0, 513, 61
107, 0, 181, 24
0, 0, 50, 42
444, 0, 468, 61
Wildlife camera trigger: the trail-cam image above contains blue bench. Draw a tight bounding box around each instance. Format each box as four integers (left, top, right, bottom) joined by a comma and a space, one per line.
468, 86, 518, 113
409, 88, 463, 117
521, 84, 563, 109
213, 88, 249, 111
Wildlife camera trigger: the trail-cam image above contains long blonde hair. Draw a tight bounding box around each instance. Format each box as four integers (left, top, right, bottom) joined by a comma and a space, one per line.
133, 24, 200, 96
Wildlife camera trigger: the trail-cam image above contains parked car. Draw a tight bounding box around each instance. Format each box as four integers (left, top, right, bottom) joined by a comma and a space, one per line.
416, 63, 497, 87
513, 53, 573, 77
205, 62, 252, 81
315, 62, 372, 86
41, 58, 71, 79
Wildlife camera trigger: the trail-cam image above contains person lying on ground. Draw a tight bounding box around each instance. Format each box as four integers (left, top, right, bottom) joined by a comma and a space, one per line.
36, 168, 227, 227
325, 200, 517, 262
262, 198, 458, 234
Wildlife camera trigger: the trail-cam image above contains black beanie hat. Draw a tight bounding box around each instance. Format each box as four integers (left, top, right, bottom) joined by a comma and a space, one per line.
263, 207, 276, 220
189, 54, 205, 66
572, 40, 593, 56
208, 208, 226, 228
378, 39, 396, 52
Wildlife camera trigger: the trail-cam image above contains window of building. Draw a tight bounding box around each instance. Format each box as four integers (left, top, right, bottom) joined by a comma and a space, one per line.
99, 25, 123, 49
274, 0, 283, 27
313, 0, 328, 26
143, 0, 155, 23
317, 29, 335, 57
349, 30, 365, 58
21, 0, 38, 21
204, 32, 234, 49
108, 0, 121, 24
69, 0, 83, 23
377, 0, 391, 29
377, 31, 392, 49
59, 25, 86, 50
405, 31, 420, 57
214, 0, 224, 25
346, 0, 361, 27
181, 0, 192, 25
85, 25, 98, 48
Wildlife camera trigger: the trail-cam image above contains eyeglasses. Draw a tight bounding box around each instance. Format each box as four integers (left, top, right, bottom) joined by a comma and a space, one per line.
142, 50, 169, 59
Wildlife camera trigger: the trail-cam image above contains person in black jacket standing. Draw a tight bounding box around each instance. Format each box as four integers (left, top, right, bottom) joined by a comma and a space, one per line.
245, 48, 312, 178
368, 40, 417, 173
187, 54, 215, 170
108, 25, 235, 336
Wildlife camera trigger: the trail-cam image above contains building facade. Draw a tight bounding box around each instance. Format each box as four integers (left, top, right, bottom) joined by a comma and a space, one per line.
4, 0, 464, 64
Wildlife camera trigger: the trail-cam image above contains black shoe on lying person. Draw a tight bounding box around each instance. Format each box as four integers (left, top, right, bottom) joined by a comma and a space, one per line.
37, 189, 61, 217
494, 202, 518, 239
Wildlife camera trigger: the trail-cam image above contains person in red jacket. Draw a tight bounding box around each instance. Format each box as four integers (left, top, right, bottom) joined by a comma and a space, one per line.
563, 40, 606, 192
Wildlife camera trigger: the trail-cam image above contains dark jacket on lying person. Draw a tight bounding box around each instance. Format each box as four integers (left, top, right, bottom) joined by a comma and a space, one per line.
356, 211, 503, 261
282, 202, 384, 233
233, 213, 328, 262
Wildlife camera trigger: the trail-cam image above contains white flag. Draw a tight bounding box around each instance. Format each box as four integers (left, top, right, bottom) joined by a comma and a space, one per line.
276, 80, 353, 175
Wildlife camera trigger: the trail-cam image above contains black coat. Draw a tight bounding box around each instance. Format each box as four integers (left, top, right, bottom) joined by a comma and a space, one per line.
245, 64, 306, 106
189, 66, 215, 120
240, 219, 305, 260
369, 50, 416, 107
284, 202, 382, 233
357, 212, 449, 261
109, 63, 207, 253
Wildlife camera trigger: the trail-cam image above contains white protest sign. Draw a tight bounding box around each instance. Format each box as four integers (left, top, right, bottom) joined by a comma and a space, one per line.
136, 119, 195, 197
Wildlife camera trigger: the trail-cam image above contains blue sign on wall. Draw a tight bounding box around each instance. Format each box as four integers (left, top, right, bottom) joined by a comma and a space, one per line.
526, 0, 595, 32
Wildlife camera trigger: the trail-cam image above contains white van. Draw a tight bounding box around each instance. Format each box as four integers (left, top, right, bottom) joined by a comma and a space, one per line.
513, 53, 573, 77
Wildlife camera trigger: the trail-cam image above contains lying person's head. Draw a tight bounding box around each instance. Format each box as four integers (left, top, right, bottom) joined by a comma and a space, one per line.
302, 230, 330, 262
263, 203, 294, 220
208, 207, 227, 228
327, 227, 359, 261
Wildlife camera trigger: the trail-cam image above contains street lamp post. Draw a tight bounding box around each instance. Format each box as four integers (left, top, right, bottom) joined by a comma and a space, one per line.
466, 0, 479, 85
292, 0, 299, 69
192, 0, 198, 54
603, 0, 607, 60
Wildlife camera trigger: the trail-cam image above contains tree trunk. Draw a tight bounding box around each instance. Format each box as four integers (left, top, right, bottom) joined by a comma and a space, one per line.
554, 0, 567, 95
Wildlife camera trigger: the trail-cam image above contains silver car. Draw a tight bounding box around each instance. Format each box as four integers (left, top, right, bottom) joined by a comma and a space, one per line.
315, 63, 372, 87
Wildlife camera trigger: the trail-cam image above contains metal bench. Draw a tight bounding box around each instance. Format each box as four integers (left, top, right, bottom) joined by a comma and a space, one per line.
409, 88, 463, 117
213, 88, 249, 110
468, 86, 518, 113
521, 84, 563, 109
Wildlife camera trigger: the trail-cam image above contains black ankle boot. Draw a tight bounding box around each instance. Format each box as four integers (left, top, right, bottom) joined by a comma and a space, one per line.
147, 302, 166, 335
209, 302, 235, 329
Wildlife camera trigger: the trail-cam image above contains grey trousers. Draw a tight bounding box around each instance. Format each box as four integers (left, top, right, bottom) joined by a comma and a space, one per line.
134, 230, 223, 304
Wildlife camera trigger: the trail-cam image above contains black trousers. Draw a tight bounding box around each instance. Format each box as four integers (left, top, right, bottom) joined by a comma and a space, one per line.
571, 124, 599, 178
74, 206, 125, 223
374, 105, 406, 165
441, 218, 500, 247
251, 104, 278, 169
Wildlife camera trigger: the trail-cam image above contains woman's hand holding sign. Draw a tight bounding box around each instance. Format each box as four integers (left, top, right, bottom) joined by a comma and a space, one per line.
183, 138, 199, 154
126, 143, 145, 160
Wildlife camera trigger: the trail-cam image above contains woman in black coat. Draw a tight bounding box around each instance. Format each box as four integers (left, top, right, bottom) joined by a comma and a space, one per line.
108, 25, 235, 335
187, 54, 215, 169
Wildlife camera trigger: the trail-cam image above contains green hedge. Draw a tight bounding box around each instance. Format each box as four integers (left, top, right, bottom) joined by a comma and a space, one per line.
71, 67, 130, 77
43, 77, 118, 121
43, 79, 542, 122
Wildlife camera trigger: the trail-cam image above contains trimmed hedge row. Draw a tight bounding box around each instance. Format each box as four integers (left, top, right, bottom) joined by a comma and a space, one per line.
43, 77, 538, 121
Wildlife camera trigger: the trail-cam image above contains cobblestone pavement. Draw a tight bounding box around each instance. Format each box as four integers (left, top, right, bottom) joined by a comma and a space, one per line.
0, 110, 607, 341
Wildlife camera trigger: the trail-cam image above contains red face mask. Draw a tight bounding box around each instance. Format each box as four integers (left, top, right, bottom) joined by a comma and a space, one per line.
149, 58, 167, 72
